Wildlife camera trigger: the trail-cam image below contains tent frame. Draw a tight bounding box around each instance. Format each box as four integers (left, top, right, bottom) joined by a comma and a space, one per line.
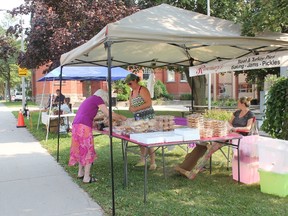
57, 4, 288, 215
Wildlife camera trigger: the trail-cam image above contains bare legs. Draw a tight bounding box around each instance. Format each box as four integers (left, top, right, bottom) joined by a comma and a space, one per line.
137, 146, 157, 170
78, 164, 84, 177
78, 163, 95, 183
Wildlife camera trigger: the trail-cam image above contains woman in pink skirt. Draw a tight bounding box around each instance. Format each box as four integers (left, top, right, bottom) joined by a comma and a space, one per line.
69, 89, 126, 183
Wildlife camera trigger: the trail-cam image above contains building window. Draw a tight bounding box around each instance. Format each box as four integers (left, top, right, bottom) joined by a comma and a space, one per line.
238, 83, 252, 93
167, 70, 175, 82
180, 72, 187, 82
143, 68, 152, 80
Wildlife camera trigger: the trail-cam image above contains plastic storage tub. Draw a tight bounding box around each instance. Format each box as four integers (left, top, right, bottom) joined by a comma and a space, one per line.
258, 169, 288, 197
232, 157, 260, 184
257, 137, 288, 173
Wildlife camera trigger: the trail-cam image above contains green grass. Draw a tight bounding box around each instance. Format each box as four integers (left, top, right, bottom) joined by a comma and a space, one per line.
8, 104, 288, 216
3, 101, 37, 108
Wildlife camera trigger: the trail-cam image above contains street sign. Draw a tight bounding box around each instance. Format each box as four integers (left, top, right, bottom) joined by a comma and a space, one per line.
18, 67, 28, 76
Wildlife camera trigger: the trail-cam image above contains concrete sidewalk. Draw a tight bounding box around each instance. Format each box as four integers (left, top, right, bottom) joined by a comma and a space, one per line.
0, 103, 104, 216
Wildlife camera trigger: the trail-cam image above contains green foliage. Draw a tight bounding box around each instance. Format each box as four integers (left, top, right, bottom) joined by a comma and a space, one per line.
211, 99, 237, 107
153, 80, 172, 100
180, 93, 192, 100
116, 94, 129, 101
203, 109, 233, 121
262, 77, 288, 140
240, 0, 288, 35
113, 80, 131, 101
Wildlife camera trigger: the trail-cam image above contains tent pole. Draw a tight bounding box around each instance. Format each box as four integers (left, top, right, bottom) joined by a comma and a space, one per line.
56, 66, 63, 162
37, 78, 47, 129
105, 41, 116, 216
207, 0, 212, 110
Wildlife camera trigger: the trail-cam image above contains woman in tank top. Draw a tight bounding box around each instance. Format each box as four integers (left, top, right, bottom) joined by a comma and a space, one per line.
125, 73, 157, 170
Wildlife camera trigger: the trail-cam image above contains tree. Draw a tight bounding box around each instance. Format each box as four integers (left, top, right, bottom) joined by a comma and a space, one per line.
8, 0, 138, 71
0, 33, 21, 101
234, 0, 288, 97
239, 0, 288, 36
261, 77, 288, 140
235, 67, 280, 100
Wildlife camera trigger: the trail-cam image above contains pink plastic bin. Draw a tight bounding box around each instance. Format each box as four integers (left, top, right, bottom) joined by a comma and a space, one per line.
232, 157, 260, 184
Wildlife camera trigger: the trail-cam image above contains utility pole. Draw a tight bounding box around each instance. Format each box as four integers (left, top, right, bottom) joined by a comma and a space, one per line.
20, 17, 26, 111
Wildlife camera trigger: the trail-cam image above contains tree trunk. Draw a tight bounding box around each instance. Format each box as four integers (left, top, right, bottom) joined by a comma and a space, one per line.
184, 68, 206, 107
192, 75, 207, 105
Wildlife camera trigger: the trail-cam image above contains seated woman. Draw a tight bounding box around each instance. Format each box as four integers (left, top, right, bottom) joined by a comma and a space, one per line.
59, 98, 72, 132
60, 97, 72, 114
174, 96, 255, 180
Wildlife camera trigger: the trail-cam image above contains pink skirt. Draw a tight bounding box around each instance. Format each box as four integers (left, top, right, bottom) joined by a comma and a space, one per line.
68, 124, 97, 166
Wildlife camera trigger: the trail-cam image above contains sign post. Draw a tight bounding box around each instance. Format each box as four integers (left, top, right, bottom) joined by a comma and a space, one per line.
20, 17, 26, 111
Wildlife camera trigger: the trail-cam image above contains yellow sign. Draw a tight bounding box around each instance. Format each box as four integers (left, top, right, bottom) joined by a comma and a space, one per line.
18, 67, 28, 76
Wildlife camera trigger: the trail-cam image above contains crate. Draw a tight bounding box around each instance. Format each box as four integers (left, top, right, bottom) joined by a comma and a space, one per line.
232, 157, 260, 184
258, 169, 288, 197
257, 137, 288, 173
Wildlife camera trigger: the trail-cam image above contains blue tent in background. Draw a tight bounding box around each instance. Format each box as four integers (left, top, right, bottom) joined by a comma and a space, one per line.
37, 66, 131, 81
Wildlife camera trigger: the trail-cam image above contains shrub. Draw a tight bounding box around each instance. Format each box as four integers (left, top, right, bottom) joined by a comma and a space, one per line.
153, 80, 172, 100
180, 93, 192, 100
116, 94, 129, 101
113, 81, 130, 101
203, 109, 233, 121
262, 77, 288, 140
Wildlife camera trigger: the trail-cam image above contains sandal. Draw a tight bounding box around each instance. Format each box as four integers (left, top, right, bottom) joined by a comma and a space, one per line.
77, 175, 84, 179
83, 176, 98, 184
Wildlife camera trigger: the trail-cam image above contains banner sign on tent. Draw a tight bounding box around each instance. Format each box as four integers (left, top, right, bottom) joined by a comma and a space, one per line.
189, 51, 288, 77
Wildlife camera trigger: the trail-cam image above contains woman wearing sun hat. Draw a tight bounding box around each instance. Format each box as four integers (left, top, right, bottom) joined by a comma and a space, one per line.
125, 73, 157, 170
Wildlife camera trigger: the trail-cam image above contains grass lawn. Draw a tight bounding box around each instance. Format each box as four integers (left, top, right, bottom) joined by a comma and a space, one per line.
9, 104, 288, 216
3, 101, 37, 108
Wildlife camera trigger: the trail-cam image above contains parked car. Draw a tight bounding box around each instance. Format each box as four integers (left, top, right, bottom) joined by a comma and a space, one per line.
13, 92, 31, 102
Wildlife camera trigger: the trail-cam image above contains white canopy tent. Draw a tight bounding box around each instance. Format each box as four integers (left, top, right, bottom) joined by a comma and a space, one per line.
59, 4, 288, 213
61, 4, 288, 68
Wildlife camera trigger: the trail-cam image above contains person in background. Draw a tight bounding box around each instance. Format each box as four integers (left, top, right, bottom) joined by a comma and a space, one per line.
174, 97, 255, 180
60, 97, 72, 114
125, 73, 157, 170
59, 97, 72, 132
45, 94, 55, 109
229, 96, 255, 135
53, 89, 65, 106
68, 89, 127, 183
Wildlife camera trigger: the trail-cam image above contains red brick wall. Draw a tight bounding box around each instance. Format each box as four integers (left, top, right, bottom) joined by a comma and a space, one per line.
153, 68, 191, 99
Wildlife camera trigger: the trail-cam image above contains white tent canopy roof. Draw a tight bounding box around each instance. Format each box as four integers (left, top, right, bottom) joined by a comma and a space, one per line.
61, 4, 288, 68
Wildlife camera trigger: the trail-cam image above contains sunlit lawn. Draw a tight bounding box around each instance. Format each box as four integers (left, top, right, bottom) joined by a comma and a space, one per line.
7, 102, 288, 216
3, 101, 37, 108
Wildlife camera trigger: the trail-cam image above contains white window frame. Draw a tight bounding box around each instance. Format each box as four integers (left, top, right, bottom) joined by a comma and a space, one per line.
167, 70, 175, 82
180, 72, 187, 82
143, 67, 152, 80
